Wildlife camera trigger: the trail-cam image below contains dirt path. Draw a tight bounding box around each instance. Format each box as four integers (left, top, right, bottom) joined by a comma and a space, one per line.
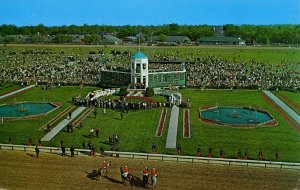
0, 150, 299, 190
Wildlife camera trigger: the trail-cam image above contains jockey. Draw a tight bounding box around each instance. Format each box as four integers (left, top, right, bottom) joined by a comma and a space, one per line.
143, 167, 149, 177
151, 168, 157, 177
122, 165, 129, 178
102, 161, 107, 169
151, 168, 158, 187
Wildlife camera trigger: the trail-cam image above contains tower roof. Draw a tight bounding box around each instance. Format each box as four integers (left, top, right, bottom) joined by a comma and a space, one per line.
132, 51, 148, 59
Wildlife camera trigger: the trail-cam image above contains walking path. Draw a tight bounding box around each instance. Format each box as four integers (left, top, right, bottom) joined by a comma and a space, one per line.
0, 85, 35, 100
263, 90, 300, 125
166, 105, 179, 149
41, 107, 86, 141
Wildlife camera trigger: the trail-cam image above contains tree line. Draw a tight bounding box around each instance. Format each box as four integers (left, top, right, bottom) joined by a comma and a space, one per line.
0, 23, 299, 45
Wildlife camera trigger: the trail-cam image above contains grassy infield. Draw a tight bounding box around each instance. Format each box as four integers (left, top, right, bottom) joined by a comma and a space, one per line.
0, 45, 300, 162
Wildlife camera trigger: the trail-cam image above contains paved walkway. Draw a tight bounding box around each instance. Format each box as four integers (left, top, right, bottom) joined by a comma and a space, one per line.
166, 105, 179, 149
263, 90, 300, 125
41, 107, 86, 141
0, 85, 35, 100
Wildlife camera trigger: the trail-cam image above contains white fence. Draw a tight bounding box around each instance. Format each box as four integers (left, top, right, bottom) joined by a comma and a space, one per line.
1, 143, 300, 170
0, 143, 91, 155
105, 151, 300, 170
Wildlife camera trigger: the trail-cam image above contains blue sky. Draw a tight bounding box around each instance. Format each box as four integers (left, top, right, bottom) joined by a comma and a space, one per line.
1, 0, 299, 26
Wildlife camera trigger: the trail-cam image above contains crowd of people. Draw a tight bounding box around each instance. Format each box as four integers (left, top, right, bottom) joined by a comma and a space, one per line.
1, 48, 299, 90
186, 56, 300, 89
0, 49, 101, 86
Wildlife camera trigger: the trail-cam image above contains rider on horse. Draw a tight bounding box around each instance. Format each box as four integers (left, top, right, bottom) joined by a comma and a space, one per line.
151, 168, 158, 189
122, 165, 129, 178
143, 167, 149, 187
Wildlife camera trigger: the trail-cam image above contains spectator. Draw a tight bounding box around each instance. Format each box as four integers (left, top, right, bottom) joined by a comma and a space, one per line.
237, 149, 242, 159
208, 147, 212, 158
196, 145, 201, 157
244, 148, 248, 160
8, 136, 12, 144
220, 147, 224, 158
35, 145, 39, 158
61, 145, 66, 156
96, 128, 99, 138
70, 146, 75, 157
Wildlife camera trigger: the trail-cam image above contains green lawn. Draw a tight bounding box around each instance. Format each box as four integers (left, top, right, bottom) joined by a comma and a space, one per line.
179, 89, 300, 162
0, 85, 98, 145
1, 87, 300, 162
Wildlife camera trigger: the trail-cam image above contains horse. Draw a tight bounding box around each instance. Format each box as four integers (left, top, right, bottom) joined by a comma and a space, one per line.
151, 175, 157, 190
143, 174, 149, 188
120, 167, 133, 185
98, 161, 110, 180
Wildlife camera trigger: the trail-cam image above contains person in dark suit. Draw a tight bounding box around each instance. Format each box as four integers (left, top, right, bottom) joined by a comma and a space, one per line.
35, 146, 39, 158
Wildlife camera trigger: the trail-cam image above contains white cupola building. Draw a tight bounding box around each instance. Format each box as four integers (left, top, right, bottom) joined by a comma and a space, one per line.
131, 51, 149, 88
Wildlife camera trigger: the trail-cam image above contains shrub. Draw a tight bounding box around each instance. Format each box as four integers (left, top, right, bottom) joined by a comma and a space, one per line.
145, 87, 154, 97
119, 86, 128, 96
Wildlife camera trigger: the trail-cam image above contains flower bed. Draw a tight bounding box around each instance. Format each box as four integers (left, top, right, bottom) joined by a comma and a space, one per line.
261, 93, 300, 133
0, 88, 19, 96
183, 109, 190, 138
72, 107, 94, 127
0, 87, 34, 101
40, 105, 74, 131
124, 96, 155, 104
279, 95, 300, 113
155, 108, 167, 137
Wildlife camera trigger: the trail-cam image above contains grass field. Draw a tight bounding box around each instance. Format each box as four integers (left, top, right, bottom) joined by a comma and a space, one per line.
1, 150, 299, 190
1, 85, 300, 162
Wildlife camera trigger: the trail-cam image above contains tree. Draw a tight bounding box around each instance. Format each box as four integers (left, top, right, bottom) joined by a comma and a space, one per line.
27, 34, 44, 43
159, 34, 167, 42
145, 87, 154, 97
52, 34, 72, 43
83, 34, 101, 44
119, 86, 128, 96
3, 36, 15, 44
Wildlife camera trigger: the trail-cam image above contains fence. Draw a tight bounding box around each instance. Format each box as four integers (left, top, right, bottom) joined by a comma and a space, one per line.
1, 143, 300, 170
0, 143, 91, 155
104, 151, 300, 170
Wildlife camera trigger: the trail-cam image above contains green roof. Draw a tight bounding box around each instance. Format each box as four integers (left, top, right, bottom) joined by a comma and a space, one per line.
148, 36, 190, 43
101, 35, 122, 43
132, 51, 148, 59
198, 36, 245, 42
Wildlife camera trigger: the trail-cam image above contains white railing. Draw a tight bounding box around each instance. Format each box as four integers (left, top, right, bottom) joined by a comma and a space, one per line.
1, 143, 300, 170
104, 151, 300, 170
0, 143, 91, 155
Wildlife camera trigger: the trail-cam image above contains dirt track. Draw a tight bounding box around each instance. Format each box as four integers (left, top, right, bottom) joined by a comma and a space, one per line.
0, 150, 299, 190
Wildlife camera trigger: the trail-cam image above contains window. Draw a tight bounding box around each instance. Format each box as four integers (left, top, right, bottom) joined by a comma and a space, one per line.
180, 73, 185, 80
136, 63, 140, 73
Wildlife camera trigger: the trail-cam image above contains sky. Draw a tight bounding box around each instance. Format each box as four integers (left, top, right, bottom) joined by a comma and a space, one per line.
0, 0, 299, 26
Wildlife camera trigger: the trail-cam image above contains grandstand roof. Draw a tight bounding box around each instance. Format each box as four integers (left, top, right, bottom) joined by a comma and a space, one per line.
132, 51, 148, 59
